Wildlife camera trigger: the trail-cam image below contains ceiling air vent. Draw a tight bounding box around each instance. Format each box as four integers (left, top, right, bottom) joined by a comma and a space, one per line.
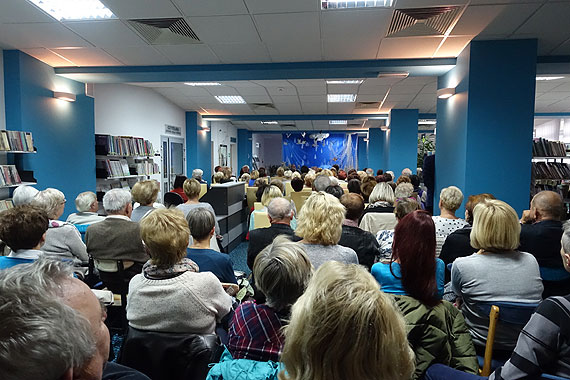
355, 101, 382, 109
281, 124, 296, 128
386, 6, 464, 38
127, 18, 201, 45
251, 103, 277, 110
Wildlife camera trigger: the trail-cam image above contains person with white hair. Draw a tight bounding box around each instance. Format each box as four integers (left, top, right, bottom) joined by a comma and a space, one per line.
401, 168, 412, 176
433, 186, 469, 256
31, 188, 88, 265
66, 191, 105, 225
12, 184, 38, 206
312, 175, 331, 192
192, 168, 207, 184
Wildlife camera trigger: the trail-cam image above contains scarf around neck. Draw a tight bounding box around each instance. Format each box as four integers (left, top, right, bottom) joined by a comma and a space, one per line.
143, 258, 199, 280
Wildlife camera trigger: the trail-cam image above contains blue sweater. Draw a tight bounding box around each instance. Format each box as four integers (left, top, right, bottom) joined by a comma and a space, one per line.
186, 248, 237, 284
371, 259, 445, 299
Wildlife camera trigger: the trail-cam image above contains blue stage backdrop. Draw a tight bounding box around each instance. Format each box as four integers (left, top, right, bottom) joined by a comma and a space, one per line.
282, 133, 358, 169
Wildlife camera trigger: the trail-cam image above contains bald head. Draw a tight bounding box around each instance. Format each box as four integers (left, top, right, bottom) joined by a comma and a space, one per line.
267, 197, 293, 223
531, 191, 564, 221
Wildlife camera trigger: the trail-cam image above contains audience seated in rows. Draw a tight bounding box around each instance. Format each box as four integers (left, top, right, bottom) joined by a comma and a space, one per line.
376, 198, 420, 260
295, 192, 358, 269
0, 259, 150, 380
127, 209, 232, 334
0, 205, 48, 269
433, 186, 469, 257
337, 193, 380, 270
66, 191, 105, 225
177, 178, 220, 236
130, 180, 160, 222
451, 199, 543, 353
32, 188, 88, 265
171, 175, 188, 202
12, 184, 38, 205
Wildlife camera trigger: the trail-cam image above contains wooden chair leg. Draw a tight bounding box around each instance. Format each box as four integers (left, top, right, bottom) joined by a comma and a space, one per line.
480, 305, 500, 376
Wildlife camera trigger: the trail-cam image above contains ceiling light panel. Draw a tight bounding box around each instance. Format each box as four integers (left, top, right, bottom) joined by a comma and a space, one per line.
327, 94, 357, 103
321, 0, 393, 10
329, 120, 348, 125
29, 0, 115, 21
184, 82, 221, 86
326, 80, 364, 84
261, 121, 278, 125
215, 95, 246, 104
536, 76, 565, 81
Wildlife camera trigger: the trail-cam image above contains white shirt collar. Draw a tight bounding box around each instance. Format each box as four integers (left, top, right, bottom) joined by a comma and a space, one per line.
8, 249, 43, 259
106, 215, 131, 221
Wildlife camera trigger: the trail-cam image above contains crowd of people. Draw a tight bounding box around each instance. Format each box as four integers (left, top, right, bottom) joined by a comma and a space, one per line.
0, 162, 569, 380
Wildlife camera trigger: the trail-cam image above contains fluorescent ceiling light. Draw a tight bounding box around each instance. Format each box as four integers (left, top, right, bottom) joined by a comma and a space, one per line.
326, 80, 364, 84
377, 72, 409, 79
536, 76, 565, 81
215, 96, 246, 104
184, 82, 221, 86
29, 0, 115, 21
261, 121, 278, 125
322, 0, 393, 9
327, 94, 357, 103
329, 120, 347, 125
419, 120, 437, 125
437, 87, 455, 99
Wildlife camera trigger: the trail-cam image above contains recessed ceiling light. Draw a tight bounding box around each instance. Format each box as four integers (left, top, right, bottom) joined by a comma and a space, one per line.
322, 0, 393, 10
329, 120, 347, 125
327, 94, 357, 103
326, 80, 364, 84
184, 82, 222, 86
28, 0, 115, 21
536, 76, 565, 81
215, 96, 246, 104
261, 121, 278, 125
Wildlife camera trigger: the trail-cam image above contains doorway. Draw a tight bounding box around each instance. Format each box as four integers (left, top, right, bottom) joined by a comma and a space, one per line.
161, 135, 185, 193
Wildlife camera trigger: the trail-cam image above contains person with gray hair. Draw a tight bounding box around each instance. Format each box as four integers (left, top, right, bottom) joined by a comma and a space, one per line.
186, 207, 237, 284
32, 188, 89, 265
192, 168, 206, 184
66, 191, 105, 225
312, 174, 332, 192
12, 184, 39, 206
85, 189, 149, 294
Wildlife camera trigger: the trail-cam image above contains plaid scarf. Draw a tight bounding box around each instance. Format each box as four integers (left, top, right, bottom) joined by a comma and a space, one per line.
143, 258, 199, 280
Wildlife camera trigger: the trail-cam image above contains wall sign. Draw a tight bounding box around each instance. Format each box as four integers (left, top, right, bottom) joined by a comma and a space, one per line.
165, 125, 182, 136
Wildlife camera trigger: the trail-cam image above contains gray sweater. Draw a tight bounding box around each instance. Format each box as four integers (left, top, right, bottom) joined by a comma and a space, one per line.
176, 202, 220, 235
85, 217, 149, 263
301, 243, 359, 269
43, 221, 88, 264
451, 251, 543, 350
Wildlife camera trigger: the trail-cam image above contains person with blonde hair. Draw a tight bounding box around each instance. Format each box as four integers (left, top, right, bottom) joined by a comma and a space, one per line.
280, 261, 415, 380
362, 182, 396, 217
248, 170, 259, 186
249, 185, 292, 231
433, 186, 469, 256
295, 192, 358, 268
176, 178, 220, 236
130, 180, 160, 222
451, 199, 543, 352
303, 172, 316, 189
239, 172, 250, 183
127, 209, 232, 334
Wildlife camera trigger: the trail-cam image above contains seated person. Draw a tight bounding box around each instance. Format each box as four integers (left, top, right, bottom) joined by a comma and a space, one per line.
451, 200, 543, 353
362, 182, 395, 216
176, 178, 220, 236
192, 168, 207, 184
171, 175, 188, 202
280, 261, 414, 380
372, 210, 445, 299
338, 193, 380, 270
32, 188, 88, 265
130, 180, 160, 223
12, 184, 38, 205
376, 198, 420, 260
347, 178, 361, 195
0, 205, 48, 269
66, 191, 105, 225
127, 209, 232, 333
85, 189, 150, 292
290, 177, 304, 192
228, 235, 312, 362
312, 175, 331, 192
249, 185, 292, 231
324, 185, 344, 199
433, 186, 469, 257
186, 207, 236, 284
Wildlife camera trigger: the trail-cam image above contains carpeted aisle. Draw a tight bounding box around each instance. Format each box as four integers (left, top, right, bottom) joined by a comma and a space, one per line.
229, 241, 250, 275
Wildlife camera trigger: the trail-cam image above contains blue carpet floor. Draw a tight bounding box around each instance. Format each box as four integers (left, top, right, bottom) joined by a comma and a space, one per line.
229, 241, 250, 275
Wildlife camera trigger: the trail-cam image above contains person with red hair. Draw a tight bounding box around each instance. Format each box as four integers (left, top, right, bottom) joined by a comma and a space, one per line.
371, 210, 445, 303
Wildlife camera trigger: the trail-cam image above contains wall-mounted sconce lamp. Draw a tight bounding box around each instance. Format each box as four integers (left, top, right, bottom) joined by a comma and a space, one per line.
437, 87, 456, 99
53, 91, 76, 102
380, 126, 389, 131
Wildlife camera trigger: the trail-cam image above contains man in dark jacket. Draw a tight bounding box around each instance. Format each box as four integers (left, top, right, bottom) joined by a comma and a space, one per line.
338, 193, 380, 270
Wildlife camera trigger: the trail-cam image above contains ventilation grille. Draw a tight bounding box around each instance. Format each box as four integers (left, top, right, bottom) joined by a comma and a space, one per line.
127, 18, 200, 45
355, 101, 381, 109
251, 103, 277, 110
386, 6, 463, 38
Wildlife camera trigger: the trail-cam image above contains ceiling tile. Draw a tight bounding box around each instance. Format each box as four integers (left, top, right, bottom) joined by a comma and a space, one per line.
389, 84, 424, 95
536, 92, 570, 101
358, 86, 391, 95
386, 94, 414, 102
321, 9, 391, 41
51, 47, 122, 66
265, 39, 322, 62
224, 104, 253, 113
328, 103, 355, 113
552, 39, 570, 56
451, 5, 505, 36
299, 95, 325, 103
103, 46, 171, 65
288, 79, 325, 87
323, 38, 380, 61
266, 86, 298, 96
102, 0, 182, 18
551, 83, 570, 93
235, 86, 269, 95
254, 12, 320, 43
155, 44, 221, 64
477, 3, 541, 37
173, 0, 249, 16
244, 0, 318, 14
356, 94, 384, 102
242, 95, 273, 103
327, 84, 359, 94
276, 103, 303, 113
20, 48, 75, 66
433, 35, 473, 58
64, 20, 146, 47
187, 15, 260, 44
302, 103, 327, 113
0, 0, 54, 23
378, 37, 444, 59
296, 86, 326, 95
209, 42, 271, 63
513, 2, 570, 54
536, 81, 565, 92
395, 0, 468, 6
178, 86, 212, 96
0, 23, 90, 48
271, 95, 301, 103
206, 86, 240, 96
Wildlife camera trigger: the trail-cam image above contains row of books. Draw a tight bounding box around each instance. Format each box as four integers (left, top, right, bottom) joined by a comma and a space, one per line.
532, 138, 567, 157
132, 160, 159, 176
0, 165, 22, 187
97, 159, 131, 178
96, 134, 154, 157
0, 199, 14, 211
0, 131, 34, 152
532, 161, 570, 180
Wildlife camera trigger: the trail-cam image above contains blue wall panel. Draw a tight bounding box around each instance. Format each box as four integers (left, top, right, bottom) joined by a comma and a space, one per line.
197, 128, 211, 185
186, 112, 211, 184
388, 109, 418, 176
357, 136, 368, 170
237, 129, 252, 172
368, 128, 384, 172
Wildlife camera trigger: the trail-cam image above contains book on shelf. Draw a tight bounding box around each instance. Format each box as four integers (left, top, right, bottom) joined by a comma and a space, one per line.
95, 134, 154, 157
532, 137, 566, 157
96, 159, 131, 178
532, 161, 570, 180
0, 199, 14, 211
0, 165, 22, 186
0, 131, 34, 152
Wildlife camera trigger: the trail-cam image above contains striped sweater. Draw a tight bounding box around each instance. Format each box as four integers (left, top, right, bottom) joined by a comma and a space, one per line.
490, 295, 570, 379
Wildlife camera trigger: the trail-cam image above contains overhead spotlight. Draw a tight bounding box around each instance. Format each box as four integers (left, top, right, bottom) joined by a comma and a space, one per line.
437, 87, 456, 99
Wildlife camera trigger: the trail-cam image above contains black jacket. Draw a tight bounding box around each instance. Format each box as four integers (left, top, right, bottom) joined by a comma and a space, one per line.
247, 223, 300, 270
440, 225, 475, 282
338, 224, 380, 271
520, 220, 563, 268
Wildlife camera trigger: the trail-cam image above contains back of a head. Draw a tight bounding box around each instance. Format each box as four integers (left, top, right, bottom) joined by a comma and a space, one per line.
267, 197, 292, 221
409, 174, 420, 188
0, 205, 49, 251
396, 175, 411, 185
376, 169, 384, 176
280, 261, 414, 380
192, 168, 203, 180
561, 220, 570, 257
394, 183, 414, 199
296, 192, 345, 246
347, 178, 361, 194
300, 165, 309, 174
369, 182, 395, 205
439, 186, 464, 212
276, 167, 285, 177
183, 178, 202, 199
31, 188, 65, 219
465, 193, 496, 224
324, 185, 344, 199
270, 179, 285, 194
173, 175, 187, 189
470, 199, 520, 253
392, 210, 438, 307
304, 173, 316, 188
365, 168, 374, 176
140, 209, 190, 268
239, 173, 251, 182
394, 198, 420, 220
186, 207, 215, 241
103, 188, 131, 214
131, 180, 160, 206
401, 168, 412, 177
340, 193, 365, 221
250, 170, 259, 180
13, 185, 39, 206
259, 167, 267, 177
360, 179, 376, 201
284, 170, 293, 180
313, 175, 332, 192
254, 235, 312, 311
262, 185, 283, 206
75, 191, 97, 213
213, 171, 224, 183
532, 190, 565, 221
0, 259, 95, 380
291, 178, 304, 192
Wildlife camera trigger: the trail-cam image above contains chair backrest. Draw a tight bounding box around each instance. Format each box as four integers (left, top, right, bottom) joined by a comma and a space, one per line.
199, 183, 207, 199
253, 212, 271, 229
118, 326, 223, 380
290, 191, 312, 213
284, 181, 294, 196
164, 192, 184, 208
359, 212, 397, 236
254, 202, 264, 210
246, 186, 258, 210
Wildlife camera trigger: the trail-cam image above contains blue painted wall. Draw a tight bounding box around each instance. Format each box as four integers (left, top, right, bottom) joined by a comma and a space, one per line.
388, 109, 419, 176
186, 112, 211, 184
357, 136, 368, 170
368, 128, 385, 171
3, 50, 95, 219
237, 129, 252, 172
198, 127, 211, 185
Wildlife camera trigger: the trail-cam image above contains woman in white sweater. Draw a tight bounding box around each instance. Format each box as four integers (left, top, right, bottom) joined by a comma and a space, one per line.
127, 209, 232, 334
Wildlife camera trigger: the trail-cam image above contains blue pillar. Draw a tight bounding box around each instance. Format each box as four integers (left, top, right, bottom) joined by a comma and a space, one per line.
436, 39, 537, 215
388, 109, 418, 176
237, 129, 252, 171
185, 111, 199, 177
368, 128, 385, 172
357, 136, 368, 170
